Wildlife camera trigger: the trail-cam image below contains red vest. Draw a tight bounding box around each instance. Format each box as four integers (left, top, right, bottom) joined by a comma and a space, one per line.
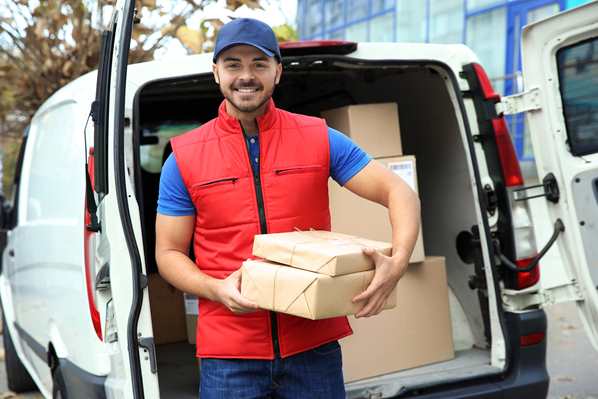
171, 99, 352, 359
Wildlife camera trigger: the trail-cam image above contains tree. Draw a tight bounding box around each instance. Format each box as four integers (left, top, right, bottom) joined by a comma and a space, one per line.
0, 0, 297, 194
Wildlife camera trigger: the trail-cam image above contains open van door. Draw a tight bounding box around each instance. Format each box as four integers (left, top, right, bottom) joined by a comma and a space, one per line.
502, 1, 598, 352
95, 0, 160, 397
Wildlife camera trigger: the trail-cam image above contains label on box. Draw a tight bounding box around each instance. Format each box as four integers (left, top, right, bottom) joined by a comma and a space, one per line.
388, 160, 416, 191
184, 294, 199, 315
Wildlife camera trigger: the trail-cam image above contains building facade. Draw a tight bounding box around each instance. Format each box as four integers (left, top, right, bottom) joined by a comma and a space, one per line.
296, 0, 594, 168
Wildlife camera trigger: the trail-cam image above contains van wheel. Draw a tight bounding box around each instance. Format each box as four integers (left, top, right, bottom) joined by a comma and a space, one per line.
2, 313, 37, 392
52, 365, 67, 399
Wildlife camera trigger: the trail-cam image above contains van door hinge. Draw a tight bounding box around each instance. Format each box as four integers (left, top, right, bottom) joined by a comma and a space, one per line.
484, 184, 498, 216
496, 87, 541, 116
501, 280, 584, 311
95, 262, 110, 291
138, 337, 157, 373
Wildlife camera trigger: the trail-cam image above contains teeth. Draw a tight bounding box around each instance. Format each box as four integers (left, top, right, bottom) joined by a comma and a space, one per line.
236, 88, 258, 93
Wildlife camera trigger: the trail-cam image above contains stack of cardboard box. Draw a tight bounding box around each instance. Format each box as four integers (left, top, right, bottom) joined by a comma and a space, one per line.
242, 231, 398, 320
321, 103, 455, 382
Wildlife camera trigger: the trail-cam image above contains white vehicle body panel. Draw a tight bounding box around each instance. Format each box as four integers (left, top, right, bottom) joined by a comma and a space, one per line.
521, 0, 598, 350
12, 5, 598, 392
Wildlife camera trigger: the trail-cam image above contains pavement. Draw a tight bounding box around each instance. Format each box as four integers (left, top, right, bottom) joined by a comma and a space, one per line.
0, 198, 595, 398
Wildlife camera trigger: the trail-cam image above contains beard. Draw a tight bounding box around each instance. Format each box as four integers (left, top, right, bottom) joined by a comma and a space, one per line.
221, 78, 276, 114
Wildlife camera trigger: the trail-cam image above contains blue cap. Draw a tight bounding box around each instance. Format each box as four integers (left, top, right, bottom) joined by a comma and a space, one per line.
213, 18, 281, 63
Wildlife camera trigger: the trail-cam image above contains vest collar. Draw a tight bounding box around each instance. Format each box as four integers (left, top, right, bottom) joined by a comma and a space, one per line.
216, 98, 278, 135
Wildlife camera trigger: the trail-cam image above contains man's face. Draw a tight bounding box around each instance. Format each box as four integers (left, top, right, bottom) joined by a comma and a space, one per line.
213, 45, 282, 114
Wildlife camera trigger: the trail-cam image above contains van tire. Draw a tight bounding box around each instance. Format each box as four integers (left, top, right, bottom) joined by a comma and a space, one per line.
52, 365, 67, 399
2, 313, 37, 392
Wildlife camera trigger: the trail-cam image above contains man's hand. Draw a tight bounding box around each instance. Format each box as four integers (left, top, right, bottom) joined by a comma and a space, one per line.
214, 269, 259, 314
352, 248, 408, 318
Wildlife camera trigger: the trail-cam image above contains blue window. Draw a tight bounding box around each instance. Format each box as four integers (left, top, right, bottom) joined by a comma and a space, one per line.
347, 0, 369, 22
325, 0, 345, 28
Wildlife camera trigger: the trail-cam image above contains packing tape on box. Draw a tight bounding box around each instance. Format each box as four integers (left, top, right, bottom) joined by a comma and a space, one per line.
289, 228, 385, 272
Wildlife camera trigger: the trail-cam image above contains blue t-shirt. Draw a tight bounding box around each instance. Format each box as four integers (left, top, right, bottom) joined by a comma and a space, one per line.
157, 127, 371, 216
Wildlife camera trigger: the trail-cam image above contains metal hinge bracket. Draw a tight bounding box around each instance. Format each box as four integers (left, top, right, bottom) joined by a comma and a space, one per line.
502, 279, 584, 311
138, 337, 157, 374
496, 87, 541, 116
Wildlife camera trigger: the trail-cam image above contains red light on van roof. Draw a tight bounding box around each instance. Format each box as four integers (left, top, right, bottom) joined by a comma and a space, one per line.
280, 40, 355, 49
471, 63, 500, 102
279, 40, 357, 56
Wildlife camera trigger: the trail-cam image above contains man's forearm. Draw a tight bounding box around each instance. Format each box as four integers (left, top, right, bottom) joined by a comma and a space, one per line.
156, 250, 221, 301
387, 185, 421, 267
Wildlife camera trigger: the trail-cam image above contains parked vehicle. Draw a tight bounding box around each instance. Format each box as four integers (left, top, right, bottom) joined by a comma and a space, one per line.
0, 1, 596, 398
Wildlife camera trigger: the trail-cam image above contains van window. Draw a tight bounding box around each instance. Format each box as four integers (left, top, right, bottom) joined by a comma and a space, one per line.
24, 102, 81, 222
557, 37, 598, 156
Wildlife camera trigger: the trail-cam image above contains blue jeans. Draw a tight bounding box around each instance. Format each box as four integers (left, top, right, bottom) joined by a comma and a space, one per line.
199, 340, 346, 399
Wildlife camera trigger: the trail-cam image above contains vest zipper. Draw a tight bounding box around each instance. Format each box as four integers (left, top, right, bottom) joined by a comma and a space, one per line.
241, 125, 280, 358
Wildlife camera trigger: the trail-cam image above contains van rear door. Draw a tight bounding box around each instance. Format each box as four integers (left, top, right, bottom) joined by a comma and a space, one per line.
98, 0, 160, 397
517, 1, 598, 351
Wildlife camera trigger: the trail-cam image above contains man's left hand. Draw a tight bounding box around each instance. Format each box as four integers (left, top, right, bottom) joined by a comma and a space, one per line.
352, 247, 408, 318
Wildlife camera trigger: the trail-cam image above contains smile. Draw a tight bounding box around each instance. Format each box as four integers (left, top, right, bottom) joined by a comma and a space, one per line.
234, 88, 260, 93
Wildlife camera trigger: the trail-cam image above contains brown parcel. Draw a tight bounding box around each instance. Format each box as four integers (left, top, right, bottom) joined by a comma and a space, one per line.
328, 155, 425, 264
148, 274, 187, 345
183, 293, 199, 345
341, 256, 454, 383
252, 230, 392, 276
321, 102, 402, 158
241, 259, 396, 320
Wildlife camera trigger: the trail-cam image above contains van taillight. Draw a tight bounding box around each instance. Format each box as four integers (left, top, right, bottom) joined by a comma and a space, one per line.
471, 64, 524, 187
468, 63, 540, 290
85, 147, 102, 340
471, 63, 500, 102
515, 258, 541, 289
491, 118, 524, 187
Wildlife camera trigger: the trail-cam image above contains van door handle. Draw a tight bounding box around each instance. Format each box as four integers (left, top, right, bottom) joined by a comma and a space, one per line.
8, 249, 14, 257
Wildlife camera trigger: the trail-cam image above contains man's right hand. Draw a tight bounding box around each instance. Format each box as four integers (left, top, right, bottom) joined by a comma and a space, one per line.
214, 269, 259, 314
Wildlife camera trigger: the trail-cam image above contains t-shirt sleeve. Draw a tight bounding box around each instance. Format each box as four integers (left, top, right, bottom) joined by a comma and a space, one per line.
157, 153, 195, 216
328, 127, 372, 186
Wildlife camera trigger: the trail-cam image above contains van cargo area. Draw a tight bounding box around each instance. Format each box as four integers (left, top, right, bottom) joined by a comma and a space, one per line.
132, 58, 505, 398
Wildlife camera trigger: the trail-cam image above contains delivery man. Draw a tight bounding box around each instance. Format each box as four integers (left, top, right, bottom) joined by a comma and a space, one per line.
155, 18, 420, 399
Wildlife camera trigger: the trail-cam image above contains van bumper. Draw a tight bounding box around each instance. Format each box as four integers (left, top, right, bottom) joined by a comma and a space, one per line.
60, 357, 107, 399
395, 309, 548, 398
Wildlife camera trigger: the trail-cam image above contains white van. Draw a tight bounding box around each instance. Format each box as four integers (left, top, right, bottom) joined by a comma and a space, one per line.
1, 1, 597, 398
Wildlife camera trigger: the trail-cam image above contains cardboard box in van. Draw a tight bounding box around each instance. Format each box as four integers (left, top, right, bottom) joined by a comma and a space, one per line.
341, 256, 454, 382
148, 274, 187, 345
321, 103, 402, 158
328, 155, 425, 263
183, 293, 198, 345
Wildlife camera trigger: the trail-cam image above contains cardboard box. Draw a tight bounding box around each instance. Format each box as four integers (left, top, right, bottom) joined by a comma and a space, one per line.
328, 155, 425, 264
184, 293, 198, 345
321, 103, 402, 158
148, 274, 187, 345
253, 230, 392, 276
241, 259, 396, 320
341, 257, 454, 382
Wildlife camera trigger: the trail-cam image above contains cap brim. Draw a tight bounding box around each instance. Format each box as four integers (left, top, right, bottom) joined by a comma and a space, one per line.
213, 42, 275, 62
